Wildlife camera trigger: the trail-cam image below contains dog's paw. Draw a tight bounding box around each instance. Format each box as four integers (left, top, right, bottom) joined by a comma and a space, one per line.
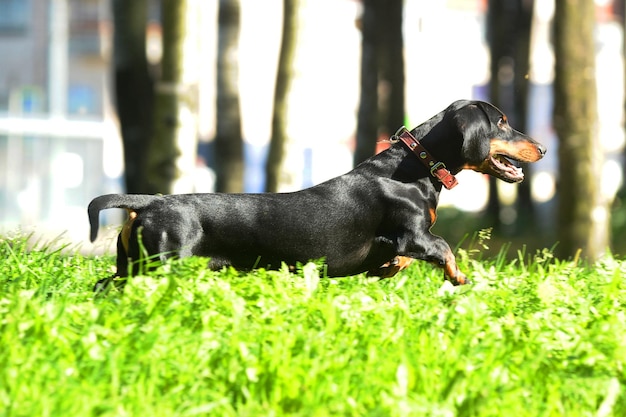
93, 277, 113, 294
450, 270, 471, 286
93, 276, 126, 294
369, 256, 414, 278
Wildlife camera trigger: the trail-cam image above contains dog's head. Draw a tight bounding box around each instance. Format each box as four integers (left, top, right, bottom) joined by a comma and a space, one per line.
450, 100, 546, 183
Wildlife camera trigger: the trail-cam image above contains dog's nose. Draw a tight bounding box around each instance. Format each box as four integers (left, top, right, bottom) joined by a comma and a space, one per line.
537, 144, 547, 157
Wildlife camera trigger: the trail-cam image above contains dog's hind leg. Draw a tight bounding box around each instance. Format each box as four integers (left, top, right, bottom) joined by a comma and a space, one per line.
93, 211, 137, 293
93, 234, 130, 293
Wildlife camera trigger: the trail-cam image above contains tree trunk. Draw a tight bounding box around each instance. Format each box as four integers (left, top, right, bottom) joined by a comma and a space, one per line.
215, 0, 244, 193
111, 0, 153, 193
354, 0, 379, 167
145, 0, 199, 195
265, 0, 300, 193
553, 0, 609, 260
486, 0, 510, 233
486, 0, 534, 234
378, 0, 404, 139
511, 0, 535, 232
616, 0, 626, 192
354, 0, 404, 166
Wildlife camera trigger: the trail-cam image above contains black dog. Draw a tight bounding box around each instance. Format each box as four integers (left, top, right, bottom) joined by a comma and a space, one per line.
89, 100, 545, 289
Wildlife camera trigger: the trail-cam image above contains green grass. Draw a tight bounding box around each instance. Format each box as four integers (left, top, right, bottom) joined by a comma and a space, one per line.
1, 233, 626, 416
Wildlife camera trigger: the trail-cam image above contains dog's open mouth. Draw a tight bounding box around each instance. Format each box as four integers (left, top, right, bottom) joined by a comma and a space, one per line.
489, 154, 524, 183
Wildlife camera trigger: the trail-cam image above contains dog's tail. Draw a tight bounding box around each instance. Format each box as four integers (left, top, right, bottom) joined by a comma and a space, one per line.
88, 194, 160, 242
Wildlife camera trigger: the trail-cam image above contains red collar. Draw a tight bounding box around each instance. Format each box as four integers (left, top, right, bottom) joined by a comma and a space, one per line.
393, 127, 458, 190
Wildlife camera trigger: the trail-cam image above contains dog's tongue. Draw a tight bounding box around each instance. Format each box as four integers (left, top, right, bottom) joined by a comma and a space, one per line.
509, 166, 523, 180
492, 155, 524, 180
504, 162, 523, 178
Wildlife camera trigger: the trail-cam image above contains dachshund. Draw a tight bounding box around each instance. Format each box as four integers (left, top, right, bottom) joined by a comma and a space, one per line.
88, 100, 546, 290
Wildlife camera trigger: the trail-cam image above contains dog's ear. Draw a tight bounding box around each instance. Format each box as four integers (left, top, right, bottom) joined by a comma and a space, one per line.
455, 104, 491, 165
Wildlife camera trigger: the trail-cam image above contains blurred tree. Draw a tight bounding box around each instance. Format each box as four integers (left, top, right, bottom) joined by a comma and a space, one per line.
354, 0, 404, 166
486, 0, 534, 234
215, 0, 244, 193
554, 0, 609, 260
615, 1, 626, 193
146, 0, 200, 194
266, 0, 300, 193
112, 0, 153, 193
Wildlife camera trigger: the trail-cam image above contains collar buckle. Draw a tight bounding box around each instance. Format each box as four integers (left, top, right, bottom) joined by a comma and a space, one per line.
393, 126, 458, 190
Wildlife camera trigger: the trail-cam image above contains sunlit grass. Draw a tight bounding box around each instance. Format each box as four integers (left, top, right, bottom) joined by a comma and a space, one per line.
1, 233, 625, 416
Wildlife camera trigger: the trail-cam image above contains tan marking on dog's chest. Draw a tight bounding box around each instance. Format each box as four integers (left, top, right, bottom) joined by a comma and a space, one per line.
429, 207, 437, 225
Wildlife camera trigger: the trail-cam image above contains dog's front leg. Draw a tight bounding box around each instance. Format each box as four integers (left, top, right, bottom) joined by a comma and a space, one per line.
399, 234, 470, 285
438, 245, 469, 285
369, 256, 415, 278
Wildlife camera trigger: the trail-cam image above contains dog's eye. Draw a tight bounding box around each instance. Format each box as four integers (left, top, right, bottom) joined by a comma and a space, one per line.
498, 117, 507, 128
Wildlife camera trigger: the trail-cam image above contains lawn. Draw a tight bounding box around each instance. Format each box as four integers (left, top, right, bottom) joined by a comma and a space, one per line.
1, 233, 625, 416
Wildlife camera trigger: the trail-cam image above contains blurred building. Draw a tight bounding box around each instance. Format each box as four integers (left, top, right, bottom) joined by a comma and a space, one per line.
0, 0, 119, 243
0, 0, 111, 115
